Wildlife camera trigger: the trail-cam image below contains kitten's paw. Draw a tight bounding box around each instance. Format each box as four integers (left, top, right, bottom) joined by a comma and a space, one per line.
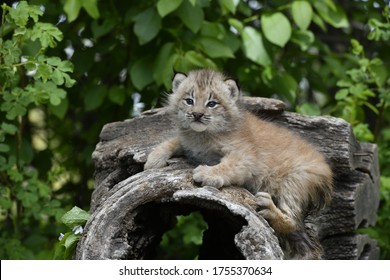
144, 153, 168, 170
255, 192, 297, 234
255, 192, 278, 220
193, 165, 224, 188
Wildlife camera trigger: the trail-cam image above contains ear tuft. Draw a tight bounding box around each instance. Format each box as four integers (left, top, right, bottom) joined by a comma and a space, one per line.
172, 72, 187, 92
224, 79, 241, 101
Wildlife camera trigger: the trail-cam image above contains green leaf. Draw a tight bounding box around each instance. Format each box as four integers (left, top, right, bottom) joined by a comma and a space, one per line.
0, 41, 22, 65
153, 43, 176, 86
157, 0, 183, 17
49, 98, 68, 119
161, 54, 179, 89
45, 56, 62, 67
335, 88, 349, 100
130, 56, 154, 90
364, 101, 379, 115
312, 12, 327, 31
261, 12, 292, 47
349, 83, 367, 96
108, 86, 126, 105
49, 87, 66, 106
184, 51, 218, 69
313, 2, 349, 28
8, 168, 23, 182
61, 206, 90, 228
58, 60, 74, 73
7, 1, 43, 27
91, 17, 117, 39
0, 144, 10, 153
200, 21, 240, 53
64, 233, 80, 249
292, 1, 313, 30
133, 8, 161, 45
0, 194, 12, 210
351, 39, 363, 55
219, 0, 240, 14
53, 238, 66, 260
64, 73, 76, 88
66, 0, 101, 21
30, 81, 66, 106
228, 18, 244, 33
55, 235, 67, 254
35, 63, 52, 82
177, 1, 204, 33
274, 73, 298, 103
1, 123, 18, 135
30, 23, 63, 48
242, 26, 271, 66
13, 27, 28, 39
337, 79, 352, 87
297, 103, 321, 116
199, 37, 235, 58
3, 102, 27, 120
290, 29, 315, 51
353, 123, 374, 142
43, 58, 75, 87
347, 68, 365, 82
263, 69, 297, 103
26, 3, 43, 23
201, 21, 225, 39
174, 54, 194, 74
52, 69, 64, 86
1, 88, 32, 120
63, 0, 82, 23
84, 85, 107, 111
370, 60, 387, 87
0, 156, 7, 171
54, 232, 80, 260
82, 0, 100, 19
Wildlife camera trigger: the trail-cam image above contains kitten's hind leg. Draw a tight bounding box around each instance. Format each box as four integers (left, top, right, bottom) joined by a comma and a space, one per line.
256, 192, 323, 259
255, 192, 296, 235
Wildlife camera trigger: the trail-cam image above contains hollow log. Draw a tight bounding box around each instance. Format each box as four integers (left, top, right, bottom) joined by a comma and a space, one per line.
75, 97, 380, 260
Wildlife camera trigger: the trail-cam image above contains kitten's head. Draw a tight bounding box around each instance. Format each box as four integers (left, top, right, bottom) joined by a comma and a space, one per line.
167, 69, 241, 133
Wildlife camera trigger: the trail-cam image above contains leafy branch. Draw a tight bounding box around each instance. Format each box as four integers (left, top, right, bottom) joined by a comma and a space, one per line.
0, 1, 75, 259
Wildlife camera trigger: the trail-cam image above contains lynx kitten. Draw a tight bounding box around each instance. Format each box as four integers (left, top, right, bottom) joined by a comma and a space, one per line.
144, 69, 333, 259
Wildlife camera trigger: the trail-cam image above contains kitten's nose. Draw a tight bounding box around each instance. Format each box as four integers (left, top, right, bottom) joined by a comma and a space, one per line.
192, 112, 204, 121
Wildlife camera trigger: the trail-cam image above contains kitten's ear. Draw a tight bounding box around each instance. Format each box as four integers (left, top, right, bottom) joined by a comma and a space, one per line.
172, 72, 187, 93
225, 79, 240, 101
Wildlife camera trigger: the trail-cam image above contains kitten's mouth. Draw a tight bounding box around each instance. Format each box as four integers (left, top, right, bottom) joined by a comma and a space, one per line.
190, 121, 207, 132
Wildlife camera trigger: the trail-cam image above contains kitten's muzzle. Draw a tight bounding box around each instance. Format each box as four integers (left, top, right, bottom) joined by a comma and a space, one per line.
192, 112, 204, 122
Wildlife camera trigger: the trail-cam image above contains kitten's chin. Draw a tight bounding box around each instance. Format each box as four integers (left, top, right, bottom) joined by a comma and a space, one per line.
190, 122, 208, 132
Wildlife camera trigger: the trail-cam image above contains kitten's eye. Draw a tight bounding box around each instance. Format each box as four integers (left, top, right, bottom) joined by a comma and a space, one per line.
184, 98, 194, 106
207, 101, 218, 108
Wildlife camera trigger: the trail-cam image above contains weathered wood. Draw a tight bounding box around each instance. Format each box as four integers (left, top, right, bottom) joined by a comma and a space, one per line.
78, 166, 283, 259
76, 97, 380, 260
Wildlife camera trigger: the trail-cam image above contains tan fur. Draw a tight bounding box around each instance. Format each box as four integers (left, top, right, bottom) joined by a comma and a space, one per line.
144, 69, 333, 259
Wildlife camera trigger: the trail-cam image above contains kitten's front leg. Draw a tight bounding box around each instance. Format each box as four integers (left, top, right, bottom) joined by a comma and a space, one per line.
144, 137, 182, 170
193, 165, 225, 188
193, 152, 252, 188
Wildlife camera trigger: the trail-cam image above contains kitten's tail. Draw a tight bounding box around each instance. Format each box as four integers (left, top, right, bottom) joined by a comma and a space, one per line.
308, 162, 333, 210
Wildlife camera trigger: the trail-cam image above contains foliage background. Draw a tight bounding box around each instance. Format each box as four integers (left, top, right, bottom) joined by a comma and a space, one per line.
0, 0, 389, 259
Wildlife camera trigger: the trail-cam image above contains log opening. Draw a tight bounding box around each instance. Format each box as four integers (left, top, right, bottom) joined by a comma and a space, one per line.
134, 201, 247, 260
